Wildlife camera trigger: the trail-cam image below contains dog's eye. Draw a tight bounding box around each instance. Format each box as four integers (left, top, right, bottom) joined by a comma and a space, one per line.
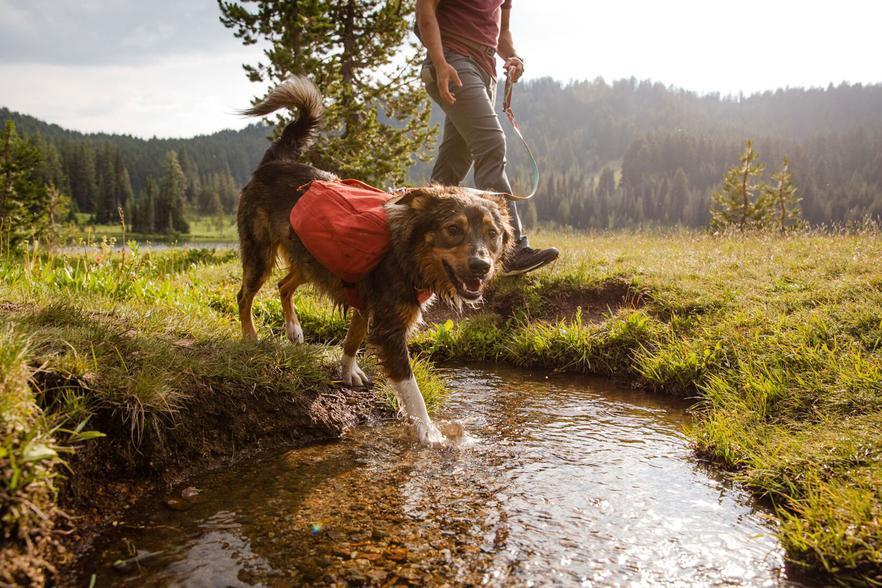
488, 229, 499, 239
446, 225, 462, 237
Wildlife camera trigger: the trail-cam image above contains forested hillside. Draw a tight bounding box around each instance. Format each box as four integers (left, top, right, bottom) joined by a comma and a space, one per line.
414, 78, 882, 228
0, 107, 269, 231
4, 78, 882, 233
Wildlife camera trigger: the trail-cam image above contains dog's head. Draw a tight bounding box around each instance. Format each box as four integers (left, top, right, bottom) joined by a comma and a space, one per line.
387, 186, 514, 305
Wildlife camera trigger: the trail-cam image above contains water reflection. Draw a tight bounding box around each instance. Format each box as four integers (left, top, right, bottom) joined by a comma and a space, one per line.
82, 366, 807, 586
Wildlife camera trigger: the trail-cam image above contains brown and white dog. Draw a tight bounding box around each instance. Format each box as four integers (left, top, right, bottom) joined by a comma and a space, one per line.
237, 77, 513, 444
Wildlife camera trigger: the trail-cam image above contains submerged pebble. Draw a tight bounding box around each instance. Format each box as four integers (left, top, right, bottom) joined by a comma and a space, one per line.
180, 486, 201, 500
162, 497, 191, 511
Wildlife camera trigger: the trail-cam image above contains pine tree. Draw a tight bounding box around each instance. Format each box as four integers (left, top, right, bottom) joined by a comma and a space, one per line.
580, 183, 595, 227
32, 135, 70, 198
44, 183, 72, 246
595, 168, 614, 228
95, 145, 118, 224
177, 147, 201, 203
766, 158, 802, 232
557, 199, 571, 226
197, 184, 218, 215
65, 141, 98, 213
218, 167, 239, 213
117, 166, 134, 225
670, 168, 689, 224
597, 167, 617, 197
218, 0, 435, 186
711, 140, 771, 231
0, 121, 52, 246
158, 151, 189, 234
142, 178, 159, 234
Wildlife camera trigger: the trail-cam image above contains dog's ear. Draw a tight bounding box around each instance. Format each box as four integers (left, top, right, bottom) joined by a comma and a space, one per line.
482, 193, 516, 252
387, 188, 441, 249
395, 188, 436, 211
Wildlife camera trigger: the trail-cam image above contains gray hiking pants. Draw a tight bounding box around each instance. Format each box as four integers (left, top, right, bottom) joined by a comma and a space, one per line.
424, 49, 523, 239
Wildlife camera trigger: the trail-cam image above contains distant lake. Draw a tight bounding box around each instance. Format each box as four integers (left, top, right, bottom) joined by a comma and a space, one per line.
58, 240, 237, 254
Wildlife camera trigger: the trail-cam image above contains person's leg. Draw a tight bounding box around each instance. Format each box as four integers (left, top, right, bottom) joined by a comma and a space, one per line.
482, 77, 524, 238
505, 192, 523, 239
426, 54, 523, 238
430, 117, 473, 186
426, 52, 556, 275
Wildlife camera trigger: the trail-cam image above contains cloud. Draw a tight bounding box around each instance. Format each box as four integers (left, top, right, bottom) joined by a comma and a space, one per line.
2, 0, 880, 138
0, 48, 268, 138
0, 0, 272, 138
0, 0, 239, 65
511, 0, 882, 96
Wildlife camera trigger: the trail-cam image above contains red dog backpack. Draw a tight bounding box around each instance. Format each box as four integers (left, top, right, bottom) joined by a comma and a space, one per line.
290, 179, 395, 285
290, 179, 432, 311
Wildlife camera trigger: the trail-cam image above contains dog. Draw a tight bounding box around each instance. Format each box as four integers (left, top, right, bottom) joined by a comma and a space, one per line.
237, 77, 513, 444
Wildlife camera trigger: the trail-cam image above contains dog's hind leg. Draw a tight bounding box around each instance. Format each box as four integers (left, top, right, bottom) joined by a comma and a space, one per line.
237, 238, 274, 341
341, 310, 370, 386
278, 267, 305, 344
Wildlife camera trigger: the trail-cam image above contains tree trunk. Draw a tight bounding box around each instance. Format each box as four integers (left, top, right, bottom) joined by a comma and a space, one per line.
340, 0, 358, 138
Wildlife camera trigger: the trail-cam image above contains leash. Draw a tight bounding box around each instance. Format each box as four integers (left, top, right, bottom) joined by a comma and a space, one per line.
501, 68, 539, 200
463, 66, 539, 201
392, 62, 538, 201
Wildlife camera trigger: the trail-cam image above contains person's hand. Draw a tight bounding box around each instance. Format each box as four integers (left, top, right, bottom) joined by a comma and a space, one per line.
504, 56, 524, 83
434, 61, 462, 105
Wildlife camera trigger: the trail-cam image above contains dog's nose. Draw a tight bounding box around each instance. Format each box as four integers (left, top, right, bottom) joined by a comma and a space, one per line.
468, 257, 491, 277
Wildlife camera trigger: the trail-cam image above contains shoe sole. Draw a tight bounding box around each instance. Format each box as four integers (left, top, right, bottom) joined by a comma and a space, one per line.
500, 254, 558, 277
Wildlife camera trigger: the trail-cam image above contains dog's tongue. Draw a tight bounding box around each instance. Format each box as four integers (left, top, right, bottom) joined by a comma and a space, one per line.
465, 278, 482, 292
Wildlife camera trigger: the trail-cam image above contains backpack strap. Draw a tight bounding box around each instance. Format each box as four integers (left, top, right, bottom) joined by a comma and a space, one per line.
342, 281, 364, 313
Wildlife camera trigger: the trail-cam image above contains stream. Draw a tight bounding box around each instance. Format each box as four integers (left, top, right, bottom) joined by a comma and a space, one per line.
80, 366, 809, 586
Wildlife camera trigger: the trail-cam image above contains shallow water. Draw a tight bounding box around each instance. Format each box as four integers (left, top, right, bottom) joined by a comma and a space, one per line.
81, 366, 808, 586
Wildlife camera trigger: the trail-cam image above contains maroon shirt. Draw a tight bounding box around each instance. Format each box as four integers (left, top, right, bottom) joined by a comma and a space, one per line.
436, 0, 512, 79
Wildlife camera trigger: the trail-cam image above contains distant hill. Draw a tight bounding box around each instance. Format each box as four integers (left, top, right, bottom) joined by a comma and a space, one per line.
415, 78, 882, 227
5, 77, 882, 228
0, 107, 270, 193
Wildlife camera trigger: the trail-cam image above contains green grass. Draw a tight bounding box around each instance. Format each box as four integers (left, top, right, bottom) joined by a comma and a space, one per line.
1, 330, 64, 585
414, 229, 882, 584
1, 230, 880, 583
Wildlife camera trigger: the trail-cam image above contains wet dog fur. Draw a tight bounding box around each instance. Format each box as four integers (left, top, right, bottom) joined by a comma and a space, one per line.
237, 77, 513, 444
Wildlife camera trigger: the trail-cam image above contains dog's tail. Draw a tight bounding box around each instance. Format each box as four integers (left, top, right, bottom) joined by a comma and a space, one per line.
242, 76, 323, 162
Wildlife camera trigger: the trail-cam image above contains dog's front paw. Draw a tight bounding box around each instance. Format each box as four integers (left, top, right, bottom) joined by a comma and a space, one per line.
341, 354, 371, 387
414, 420, 446, 447
286, 323, 304, 344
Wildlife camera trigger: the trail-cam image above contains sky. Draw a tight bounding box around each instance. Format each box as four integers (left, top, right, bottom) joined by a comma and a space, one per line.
1, 0, 880, 139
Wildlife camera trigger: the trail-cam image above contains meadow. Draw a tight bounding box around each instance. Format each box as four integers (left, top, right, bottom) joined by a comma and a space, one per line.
1, 230, 880, 584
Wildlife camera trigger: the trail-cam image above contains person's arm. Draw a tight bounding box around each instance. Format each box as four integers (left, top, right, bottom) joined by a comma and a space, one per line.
416, 0, 462, 105
498, 8, 524, 83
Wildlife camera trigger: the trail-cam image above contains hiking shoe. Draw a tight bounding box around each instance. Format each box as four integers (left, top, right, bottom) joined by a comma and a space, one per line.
502, 237, 559, 276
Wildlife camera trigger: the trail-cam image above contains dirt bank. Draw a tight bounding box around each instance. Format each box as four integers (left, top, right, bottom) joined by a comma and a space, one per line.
423, 278, 645, 326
